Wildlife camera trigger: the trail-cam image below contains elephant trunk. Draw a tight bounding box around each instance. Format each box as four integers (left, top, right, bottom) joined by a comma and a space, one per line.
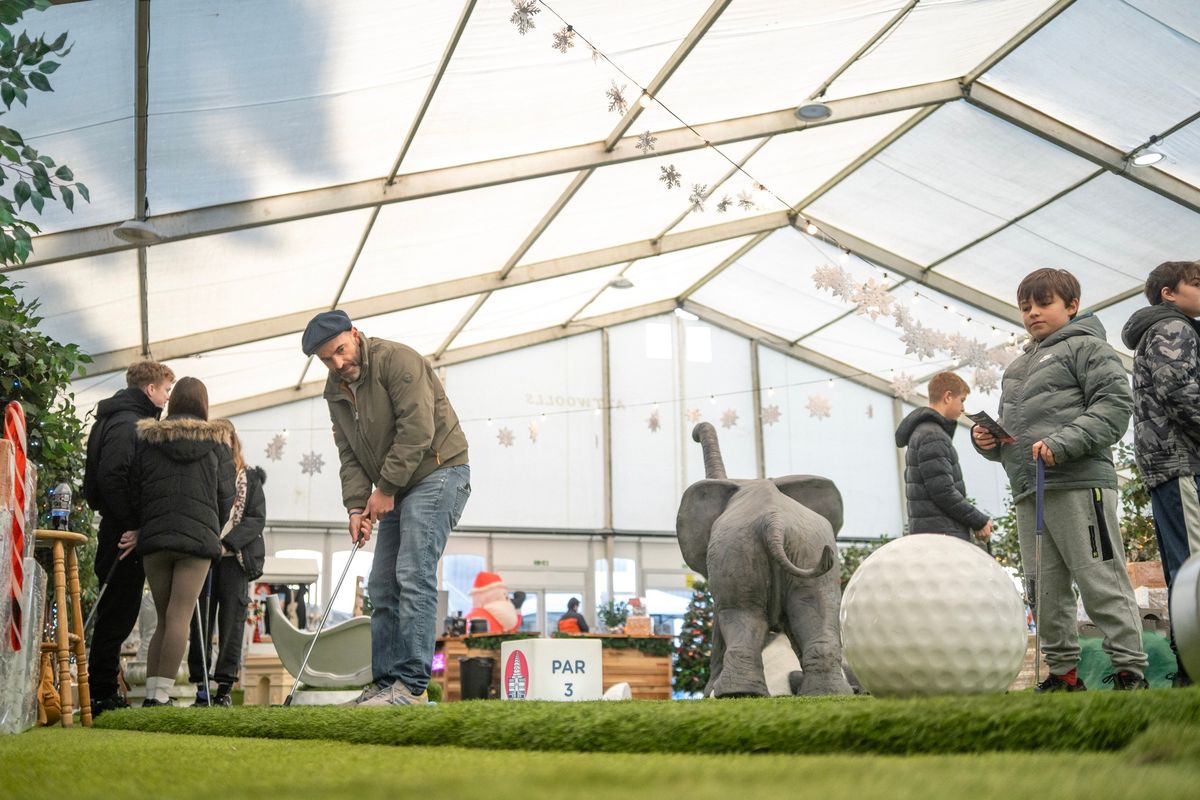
762, 517, 836, 579
692, 422, 727, 480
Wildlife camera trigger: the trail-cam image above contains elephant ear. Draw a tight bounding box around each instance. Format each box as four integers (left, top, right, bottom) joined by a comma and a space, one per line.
773, 475, 844, 535
675, 479, 740, 577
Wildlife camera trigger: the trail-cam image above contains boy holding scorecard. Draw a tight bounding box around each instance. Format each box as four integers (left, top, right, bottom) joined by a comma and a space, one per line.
972, 268, 1148, 691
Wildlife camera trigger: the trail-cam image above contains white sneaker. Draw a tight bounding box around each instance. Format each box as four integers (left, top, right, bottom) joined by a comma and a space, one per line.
358, 683, 428, 707
339, 683, 386, 706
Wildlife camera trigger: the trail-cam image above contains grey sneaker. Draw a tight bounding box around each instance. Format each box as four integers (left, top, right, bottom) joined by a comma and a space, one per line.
339, 683, 387, 706
358, 683, 428, 707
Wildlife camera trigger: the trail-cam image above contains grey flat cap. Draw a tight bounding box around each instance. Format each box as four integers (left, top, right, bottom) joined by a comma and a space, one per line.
302, 310, 352, 356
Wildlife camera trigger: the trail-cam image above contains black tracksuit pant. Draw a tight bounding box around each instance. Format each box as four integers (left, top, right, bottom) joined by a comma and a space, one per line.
187, 556, 250, 689
87, 517, 146, 700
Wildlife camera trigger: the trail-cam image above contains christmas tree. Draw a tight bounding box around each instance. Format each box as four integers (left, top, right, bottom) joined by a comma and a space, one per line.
672, 579, 713, 694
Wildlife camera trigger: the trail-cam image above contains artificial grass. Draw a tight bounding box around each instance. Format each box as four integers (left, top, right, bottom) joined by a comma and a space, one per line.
3, 725, 1199, 800
92, 686, 1200, 756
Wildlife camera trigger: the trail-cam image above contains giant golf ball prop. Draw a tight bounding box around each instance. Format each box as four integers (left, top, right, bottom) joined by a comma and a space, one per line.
840, 534, 1026, 697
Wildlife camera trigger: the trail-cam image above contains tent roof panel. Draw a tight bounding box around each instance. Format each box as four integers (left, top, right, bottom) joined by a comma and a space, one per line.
982, 0, 1200, 151
146, 0, 466, 213
146, 208, 373, 341
399, 0, 715, 174
341, 172, 580, 302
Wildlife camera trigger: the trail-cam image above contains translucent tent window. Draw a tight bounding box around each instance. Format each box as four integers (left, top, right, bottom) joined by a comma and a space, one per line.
442, 553, 485, 617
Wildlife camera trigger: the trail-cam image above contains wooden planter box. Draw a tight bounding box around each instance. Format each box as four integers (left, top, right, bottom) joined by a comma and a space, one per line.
433, 634, 673, 701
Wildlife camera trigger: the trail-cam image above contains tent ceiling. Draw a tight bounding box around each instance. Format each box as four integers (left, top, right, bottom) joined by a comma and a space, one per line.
5, 0, 1197, 416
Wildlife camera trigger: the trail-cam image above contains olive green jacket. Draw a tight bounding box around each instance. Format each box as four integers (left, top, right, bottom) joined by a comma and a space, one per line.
324, 335, 468, 510
973, 314, 1131, 503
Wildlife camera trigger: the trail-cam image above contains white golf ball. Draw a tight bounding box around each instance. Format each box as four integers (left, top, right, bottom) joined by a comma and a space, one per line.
840, 534, 1026, 697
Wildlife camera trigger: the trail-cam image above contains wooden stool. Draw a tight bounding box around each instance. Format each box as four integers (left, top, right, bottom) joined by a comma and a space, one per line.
33, 529, 92, 727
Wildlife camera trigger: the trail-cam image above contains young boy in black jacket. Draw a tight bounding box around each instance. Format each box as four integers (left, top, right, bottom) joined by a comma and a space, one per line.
895, 372, 993, 542
82, 360, 174, 715
1121, 260, 1200, 688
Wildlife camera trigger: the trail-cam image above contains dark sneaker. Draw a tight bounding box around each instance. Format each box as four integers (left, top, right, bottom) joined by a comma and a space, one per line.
191, 692, 211, 707
1167, 671, 1193, 689
91, 693, 130, 718
1036, 669, 1086, 693
1103, 670, 1149, 690
211, 692, 233, 708
142, 697, 175, 707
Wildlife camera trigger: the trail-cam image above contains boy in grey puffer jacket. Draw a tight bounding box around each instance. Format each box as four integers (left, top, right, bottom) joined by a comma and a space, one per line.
972, 268, 1147, 692
1121, 260, 1200, 687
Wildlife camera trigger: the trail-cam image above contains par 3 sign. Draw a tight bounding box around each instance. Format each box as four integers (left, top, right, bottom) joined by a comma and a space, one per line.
500, 639, 603, 701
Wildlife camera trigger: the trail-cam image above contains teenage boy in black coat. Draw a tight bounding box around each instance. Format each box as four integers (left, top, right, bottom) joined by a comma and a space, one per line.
82, 360, 175, 715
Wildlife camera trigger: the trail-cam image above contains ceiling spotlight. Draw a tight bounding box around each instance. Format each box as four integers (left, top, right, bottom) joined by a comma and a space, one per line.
113, 219, 163, 244
608, 277, 634, 289
795, 103, 832, 121
804, 220, 818, 235
1131, 151, 1164, 166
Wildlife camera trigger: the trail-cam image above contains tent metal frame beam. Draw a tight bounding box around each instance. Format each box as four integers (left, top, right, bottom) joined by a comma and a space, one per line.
208, 299, 677, 419
966, 83, 1200, 215
19, 79, 963, 271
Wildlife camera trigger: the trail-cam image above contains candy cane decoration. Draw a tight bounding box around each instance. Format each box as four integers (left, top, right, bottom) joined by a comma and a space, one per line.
4, 401, 28, 651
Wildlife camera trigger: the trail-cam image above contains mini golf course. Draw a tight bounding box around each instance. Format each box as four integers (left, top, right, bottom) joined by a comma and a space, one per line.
2, 688, 1198, 799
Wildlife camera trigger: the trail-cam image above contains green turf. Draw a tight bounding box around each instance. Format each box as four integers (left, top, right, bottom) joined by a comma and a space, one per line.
2, 725, 1198, 800
91, 687, 1200, 756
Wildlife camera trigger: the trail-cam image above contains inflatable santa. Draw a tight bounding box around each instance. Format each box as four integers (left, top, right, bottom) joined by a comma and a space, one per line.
465, 571, 521, 633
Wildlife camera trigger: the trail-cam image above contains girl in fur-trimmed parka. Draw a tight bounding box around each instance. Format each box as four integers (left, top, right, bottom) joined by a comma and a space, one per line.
127, 377, 235, 707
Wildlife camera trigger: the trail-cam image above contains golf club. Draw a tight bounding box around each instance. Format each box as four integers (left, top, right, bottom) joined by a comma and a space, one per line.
82, 555, 121, 636
1034, 454, 1046, 687
284, 536, 364, 706
193, 599, 211, 707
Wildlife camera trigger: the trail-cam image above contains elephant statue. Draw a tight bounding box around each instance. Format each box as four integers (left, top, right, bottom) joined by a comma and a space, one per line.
676, 422, 852, 697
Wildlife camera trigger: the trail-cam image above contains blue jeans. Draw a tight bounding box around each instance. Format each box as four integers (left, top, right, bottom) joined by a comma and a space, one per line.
369, 465, 470, 692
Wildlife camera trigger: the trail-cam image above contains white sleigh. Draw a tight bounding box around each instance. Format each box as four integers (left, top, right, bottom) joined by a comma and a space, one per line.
267, 595, 372, 688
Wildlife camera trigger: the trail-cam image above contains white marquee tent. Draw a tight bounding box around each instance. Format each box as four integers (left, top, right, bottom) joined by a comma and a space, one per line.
5, 0, 1199, 624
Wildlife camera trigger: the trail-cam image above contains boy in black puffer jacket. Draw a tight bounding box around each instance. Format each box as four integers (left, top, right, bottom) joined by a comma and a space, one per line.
82, 360, 174, 716
1121, 260, 1200, 688
895, 372, 992, 542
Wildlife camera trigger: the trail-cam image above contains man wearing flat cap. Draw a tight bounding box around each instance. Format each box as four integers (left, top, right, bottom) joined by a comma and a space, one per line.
302, 310, 470, 706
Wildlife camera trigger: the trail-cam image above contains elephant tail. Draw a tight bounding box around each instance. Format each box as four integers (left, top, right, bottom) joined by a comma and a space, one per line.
762, 517, 836, 579
692, 422, 727, 479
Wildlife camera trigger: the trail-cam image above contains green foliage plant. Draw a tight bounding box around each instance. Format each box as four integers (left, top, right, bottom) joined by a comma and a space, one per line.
596, 599, 628, 631
0, 0, 93, 598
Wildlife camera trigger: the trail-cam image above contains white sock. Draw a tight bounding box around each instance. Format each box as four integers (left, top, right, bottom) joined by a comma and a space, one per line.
152, 676, 171, 703
144, 676, 159, 697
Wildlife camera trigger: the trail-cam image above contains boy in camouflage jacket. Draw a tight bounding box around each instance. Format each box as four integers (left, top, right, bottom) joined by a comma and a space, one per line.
1121, 260, 1200, 687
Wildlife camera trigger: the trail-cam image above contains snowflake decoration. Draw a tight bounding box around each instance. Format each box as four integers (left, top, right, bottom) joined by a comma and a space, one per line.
737, 190, 756, 211
648, 410, 661, 433
988, 342, 1020, 369
948, 334, 992, 370
720, 408, 738, 429
899, 320, 945, 360
528, 421, 539, 444
497, 427, 515, 448
509, 0, 539, 35
850, 278, 894, 321
866, 403, 874, 419
889, 373, 918, 400
299, 451, 324, 476
551, 26, 575, 53
761, 404, 781, 426
265, 434, 286, 462
716, 195, 732, 213
606, 80, 629, 114
812, 264, 854, 301
589, 44, 601, 63
635, 130, 657, 154
891, 303, 911, 329
659, 164, 682, 189
972, 366, 1000, 395
686, 408, 701, 424
805, 394, 832, 420
688, 183, 708, 213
